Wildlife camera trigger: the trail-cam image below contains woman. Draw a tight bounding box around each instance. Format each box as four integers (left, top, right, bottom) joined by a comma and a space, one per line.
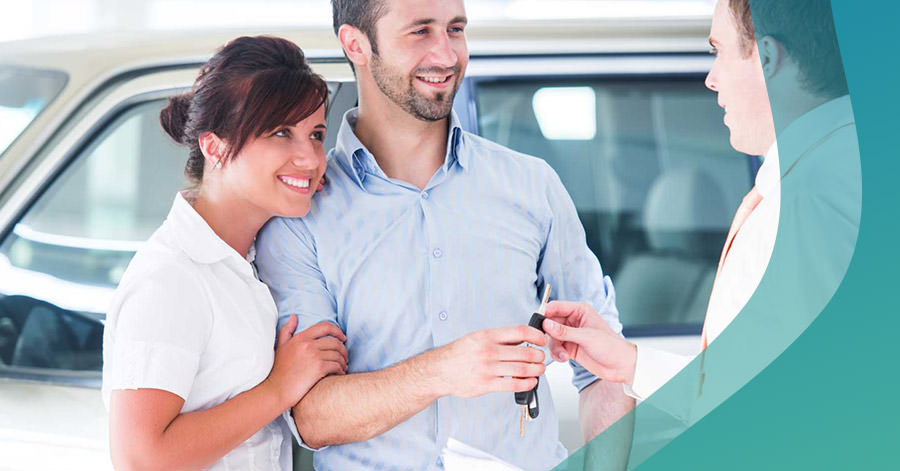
101, 36, 347, 470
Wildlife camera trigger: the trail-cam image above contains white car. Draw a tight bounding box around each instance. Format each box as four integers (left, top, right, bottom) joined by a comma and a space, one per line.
0, 17, 755, 470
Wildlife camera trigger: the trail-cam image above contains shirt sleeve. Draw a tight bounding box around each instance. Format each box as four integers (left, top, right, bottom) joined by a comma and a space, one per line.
624, 345, 693, 401
103, 263, 212, 405
255, 217, 335, 451
536, 162, 623, 392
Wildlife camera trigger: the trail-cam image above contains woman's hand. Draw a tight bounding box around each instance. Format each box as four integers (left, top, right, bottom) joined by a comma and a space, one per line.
541, 301, 637, 385
265, 316, 348, 408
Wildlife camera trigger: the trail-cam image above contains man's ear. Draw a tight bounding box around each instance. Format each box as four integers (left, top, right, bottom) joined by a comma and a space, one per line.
338, 24, 373, 68
198, 132, 228, 167
758, 35, 782, 80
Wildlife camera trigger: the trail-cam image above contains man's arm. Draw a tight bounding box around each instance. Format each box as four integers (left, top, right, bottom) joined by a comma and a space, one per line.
580, 379, 635, 443
293, 326, 549, 449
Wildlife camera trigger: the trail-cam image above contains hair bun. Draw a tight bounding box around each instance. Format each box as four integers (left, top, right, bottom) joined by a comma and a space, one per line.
160, 93, 192, 144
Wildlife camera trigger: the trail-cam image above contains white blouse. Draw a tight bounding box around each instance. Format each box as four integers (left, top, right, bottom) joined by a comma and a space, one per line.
102, 192, 292, 471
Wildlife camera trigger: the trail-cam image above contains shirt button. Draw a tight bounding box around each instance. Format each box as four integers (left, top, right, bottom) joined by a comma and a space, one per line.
421, 191, 429, 200
439, 311, 448, 321
432, 248, 443, 258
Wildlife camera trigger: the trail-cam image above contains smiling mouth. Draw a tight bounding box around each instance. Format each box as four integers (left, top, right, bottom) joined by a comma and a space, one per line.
278, 176, 311, 190
417, 75, 452, 85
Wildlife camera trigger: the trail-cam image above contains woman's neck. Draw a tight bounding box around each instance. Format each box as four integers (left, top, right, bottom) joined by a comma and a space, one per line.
190, 187, 270, 259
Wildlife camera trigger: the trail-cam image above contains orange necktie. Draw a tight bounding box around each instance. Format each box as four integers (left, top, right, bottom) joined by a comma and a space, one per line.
700, 186, 763, 350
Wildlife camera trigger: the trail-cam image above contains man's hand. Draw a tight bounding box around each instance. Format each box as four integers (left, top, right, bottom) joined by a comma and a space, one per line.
429, 326, 548, 398
542, 301, 637, 385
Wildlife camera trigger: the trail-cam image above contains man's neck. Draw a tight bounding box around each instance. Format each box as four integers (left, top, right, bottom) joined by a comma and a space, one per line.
354, 89, 450, 190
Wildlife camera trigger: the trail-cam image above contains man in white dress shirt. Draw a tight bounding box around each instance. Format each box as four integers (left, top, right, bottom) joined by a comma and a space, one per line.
538, 0, 860, 402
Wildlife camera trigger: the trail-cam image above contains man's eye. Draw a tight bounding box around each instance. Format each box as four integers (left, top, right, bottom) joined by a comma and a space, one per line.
449, 26, 465, 34
413, 28, 427, 35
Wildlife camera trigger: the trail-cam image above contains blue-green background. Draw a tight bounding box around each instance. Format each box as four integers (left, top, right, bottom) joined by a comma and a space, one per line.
563, 0, 899, 468
639, 0, 897, 468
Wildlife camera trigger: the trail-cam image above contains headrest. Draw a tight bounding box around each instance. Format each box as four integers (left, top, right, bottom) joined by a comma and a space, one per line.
643, 167, 731, 257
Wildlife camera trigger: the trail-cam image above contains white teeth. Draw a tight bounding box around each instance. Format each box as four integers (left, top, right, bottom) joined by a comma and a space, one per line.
279, 176, 310, 189
419, 76, 447, 84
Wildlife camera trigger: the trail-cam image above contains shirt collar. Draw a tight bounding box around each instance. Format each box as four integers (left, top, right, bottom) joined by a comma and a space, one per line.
775, 94, 855, 178
756, 140, 781, 199
332, 107, 466, 188
167, 191, 241, 265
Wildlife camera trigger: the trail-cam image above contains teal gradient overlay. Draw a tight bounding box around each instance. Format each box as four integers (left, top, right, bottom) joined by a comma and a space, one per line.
557, 0, 898, 468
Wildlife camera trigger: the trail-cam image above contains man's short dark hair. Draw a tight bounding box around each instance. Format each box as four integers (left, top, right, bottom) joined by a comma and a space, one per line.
331, 0, 389, 54
730, 0, 849, 99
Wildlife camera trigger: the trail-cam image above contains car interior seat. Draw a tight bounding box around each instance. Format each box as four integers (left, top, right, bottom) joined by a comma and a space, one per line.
614, 167, 731, 329
6, 295, 103, 371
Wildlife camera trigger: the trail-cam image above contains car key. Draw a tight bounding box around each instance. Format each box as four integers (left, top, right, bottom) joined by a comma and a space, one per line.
516, 284, 551, 437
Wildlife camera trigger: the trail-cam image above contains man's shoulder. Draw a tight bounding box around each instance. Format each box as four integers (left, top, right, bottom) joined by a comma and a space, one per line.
460, 130, 555, 176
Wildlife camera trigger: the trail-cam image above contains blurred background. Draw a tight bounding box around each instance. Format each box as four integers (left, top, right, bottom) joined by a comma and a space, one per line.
0, 0, 713, 43
0, 1, 742, 470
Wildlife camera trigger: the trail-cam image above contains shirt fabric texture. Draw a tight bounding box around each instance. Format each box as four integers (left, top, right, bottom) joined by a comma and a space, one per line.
625, 95, 857, 401
102, 192, 293, 471
255, 108, 621, 471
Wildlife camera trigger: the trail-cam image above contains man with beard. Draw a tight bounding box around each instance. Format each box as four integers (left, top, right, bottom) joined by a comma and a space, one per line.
254, 0, 633, 469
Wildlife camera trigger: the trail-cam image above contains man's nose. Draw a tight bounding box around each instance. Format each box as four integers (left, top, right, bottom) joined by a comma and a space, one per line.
705, 68, 718, 92
429, 33, 458, 68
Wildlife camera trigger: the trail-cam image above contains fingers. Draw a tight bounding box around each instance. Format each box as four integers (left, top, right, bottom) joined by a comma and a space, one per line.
297, 321, 347, 342
542, 301, 590, 325
491, 377, 538, 393
315, 336, 349, 362
277, 315, 298, 347
547, 337, 570, 362
317, 350, 348, 371
319, 360, 346, 377
493, 345, 545, 363
542, 318, 592, 347
489, 325, 548, 346
492, 361, 545, 378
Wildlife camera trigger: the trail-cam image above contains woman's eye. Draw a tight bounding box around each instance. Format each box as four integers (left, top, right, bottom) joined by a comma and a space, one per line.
311, 131, 324, 142
272, 129, 290, 138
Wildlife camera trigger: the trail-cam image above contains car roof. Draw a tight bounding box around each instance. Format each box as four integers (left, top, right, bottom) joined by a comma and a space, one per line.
0, 17, 712, 71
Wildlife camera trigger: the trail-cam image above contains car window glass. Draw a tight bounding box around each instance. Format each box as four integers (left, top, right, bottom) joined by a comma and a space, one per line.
0, 99, 184, 372
0, 66, 67, 157
475, 77, 751, 334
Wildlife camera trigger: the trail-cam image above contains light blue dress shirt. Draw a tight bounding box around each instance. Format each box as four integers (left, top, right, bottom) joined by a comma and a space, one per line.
255, 108, 622, 471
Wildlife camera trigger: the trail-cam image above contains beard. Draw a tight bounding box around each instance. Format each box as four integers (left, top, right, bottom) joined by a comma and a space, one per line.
370, 52, 461, 122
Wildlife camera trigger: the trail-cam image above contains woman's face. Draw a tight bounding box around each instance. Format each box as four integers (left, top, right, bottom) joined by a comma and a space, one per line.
221, 105, 328, 218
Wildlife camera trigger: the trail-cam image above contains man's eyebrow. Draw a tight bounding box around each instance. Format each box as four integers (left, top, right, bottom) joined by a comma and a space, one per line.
402, 16, 467, 29
404, 18, 436, 29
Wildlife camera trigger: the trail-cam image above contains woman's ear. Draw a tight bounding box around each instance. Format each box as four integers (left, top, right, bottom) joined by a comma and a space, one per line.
198, 132, 228, 168
339, 24, 372, 68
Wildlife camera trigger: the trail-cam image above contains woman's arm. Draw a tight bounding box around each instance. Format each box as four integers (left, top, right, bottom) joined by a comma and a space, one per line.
108, 317, 347, 471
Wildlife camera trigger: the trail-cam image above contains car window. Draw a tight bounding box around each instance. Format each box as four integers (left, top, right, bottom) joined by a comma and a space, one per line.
0, 99, 185, 372
474, 76, 751, 334
0, 66, 67, 157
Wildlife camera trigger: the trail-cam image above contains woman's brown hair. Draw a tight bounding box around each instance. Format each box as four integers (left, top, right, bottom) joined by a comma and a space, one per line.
160, 36, 329, 185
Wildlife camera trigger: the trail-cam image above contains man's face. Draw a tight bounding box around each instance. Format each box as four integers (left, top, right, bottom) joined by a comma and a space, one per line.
705, 0, 775, 155
367, 0, 469, 122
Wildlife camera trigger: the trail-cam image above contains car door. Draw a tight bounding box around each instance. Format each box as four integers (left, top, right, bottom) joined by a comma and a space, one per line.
0, 62, 354, 471
460, 53, 759, 451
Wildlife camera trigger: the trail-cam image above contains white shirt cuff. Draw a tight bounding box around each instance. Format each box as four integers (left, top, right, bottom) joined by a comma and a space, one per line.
623, 345, 693, 401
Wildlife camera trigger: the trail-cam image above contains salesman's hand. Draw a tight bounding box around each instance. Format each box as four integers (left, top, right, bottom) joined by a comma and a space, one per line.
429, 326, 547, 399
542, 301, 637, 385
